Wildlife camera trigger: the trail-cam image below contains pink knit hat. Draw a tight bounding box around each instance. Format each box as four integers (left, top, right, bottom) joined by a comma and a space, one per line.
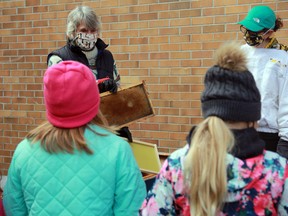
44, 61, 100, 128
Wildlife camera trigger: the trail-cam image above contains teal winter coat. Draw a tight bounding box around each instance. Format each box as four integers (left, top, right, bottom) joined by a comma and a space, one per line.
3, 125, 146, 216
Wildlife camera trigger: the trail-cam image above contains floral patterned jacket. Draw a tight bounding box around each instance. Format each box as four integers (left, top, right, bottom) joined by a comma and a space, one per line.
140, 128, 288, 216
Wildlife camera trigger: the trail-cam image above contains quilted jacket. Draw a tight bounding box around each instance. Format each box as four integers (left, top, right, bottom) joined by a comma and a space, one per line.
140, 128, 288, 215
3, 125, 146, 216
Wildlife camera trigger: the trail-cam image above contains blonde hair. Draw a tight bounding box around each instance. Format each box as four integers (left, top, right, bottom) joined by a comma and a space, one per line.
184, 116, 234, 216
26, 111, 114, 154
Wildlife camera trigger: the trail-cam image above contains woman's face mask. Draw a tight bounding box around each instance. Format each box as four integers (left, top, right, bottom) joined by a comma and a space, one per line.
240, 25, 271, 47
74, 32, 98, 51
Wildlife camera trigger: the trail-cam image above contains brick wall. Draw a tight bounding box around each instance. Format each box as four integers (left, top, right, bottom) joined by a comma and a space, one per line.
1, 0, 288, 173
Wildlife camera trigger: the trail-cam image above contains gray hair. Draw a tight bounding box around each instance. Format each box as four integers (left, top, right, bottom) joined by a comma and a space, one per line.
66, 6, 101, 39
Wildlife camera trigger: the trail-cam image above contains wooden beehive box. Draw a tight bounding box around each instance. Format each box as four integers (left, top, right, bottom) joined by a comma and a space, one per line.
100, 81, 155, 128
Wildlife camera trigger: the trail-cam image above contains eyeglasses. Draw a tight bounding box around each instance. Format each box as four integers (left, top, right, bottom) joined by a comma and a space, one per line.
240, 25, 272, 36
240, 25, 247, 34
240, 25, 258, 35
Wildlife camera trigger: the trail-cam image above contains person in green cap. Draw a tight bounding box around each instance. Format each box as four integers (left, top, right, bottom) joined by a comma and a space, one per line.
238, 5, 288, 158
238, 5, 288, 50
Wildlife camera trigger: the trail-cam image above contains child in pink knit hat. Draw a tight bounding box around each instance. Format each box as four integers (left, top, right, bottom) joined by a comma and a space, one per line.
3, 61, 146, 216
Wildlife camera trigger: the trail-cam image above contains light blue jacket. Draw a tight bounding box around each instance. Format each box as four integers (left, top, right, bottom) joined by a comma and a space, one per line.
3, 125, 146, 216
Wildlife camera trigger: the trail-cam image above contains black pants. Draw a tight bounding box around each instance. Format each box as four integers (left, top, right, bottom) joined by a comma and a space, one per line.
277, 139, 288, 159
258, 132, 279, 153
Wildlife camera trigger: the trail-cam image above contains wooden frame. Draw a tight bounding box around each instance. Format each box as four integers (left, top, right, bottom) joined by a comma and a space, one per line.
100, 81, 155, 128
130, 139, 161, 174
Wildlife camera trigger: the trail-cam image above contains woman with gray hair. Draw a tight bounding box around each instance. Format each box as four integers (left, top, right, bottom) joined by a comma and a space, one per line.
47, 5, 133, 142
47, 5, 119, 94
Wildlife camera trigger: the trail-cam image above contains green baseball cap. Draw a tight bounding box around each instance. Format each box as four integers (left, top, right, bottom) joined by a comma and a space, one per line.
238, 5, 276, 32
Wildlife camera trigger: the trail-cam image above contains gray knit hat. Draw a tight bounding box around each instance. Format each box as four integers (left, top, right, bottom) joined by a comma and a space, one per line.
201, 41, 261, 122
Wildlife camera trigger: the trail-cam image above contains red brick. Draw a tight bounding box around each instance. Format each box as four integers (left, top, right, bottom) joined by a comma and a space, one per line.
1, 0, 288, 169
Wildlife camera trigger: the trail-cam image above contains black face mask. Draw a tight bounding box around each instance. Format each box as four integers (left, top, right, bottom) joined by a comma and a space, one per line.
240, 25, 264, 46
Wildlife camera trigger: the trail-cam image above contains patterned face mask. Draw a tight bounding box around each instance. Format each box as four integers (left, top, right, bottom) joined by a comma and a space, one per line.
75, 32, 98, 51
240, 25, 271, 47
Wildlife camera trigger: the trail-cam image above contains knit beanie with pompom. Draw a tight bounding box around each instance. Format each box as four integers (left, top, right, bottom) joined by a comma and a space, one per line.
201, 41, 261, 122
